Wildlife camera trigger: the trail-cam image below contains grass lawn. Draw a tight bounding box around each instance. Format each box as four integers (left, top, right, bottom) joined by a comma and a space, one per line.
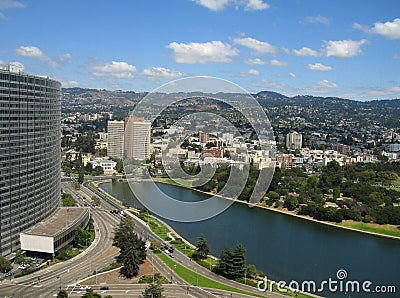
336, 220, 400, 238
162, 177, 194, 188
156, 252, 265, 297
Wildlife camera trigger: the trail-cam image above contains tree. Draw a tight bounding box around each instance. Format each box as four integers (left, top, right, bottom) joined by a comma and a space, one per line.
93, 166, 104, 176
74, 227, 91, 247
192, 234, 210, 260
140, 283, 164, 298
0, 256, 12, 273
62, 193, 76, 207
214, 244, 247, 279
57, 289, 69, 298
92, 196, 100, 207
120, 235, 146, 278
232, 244, 246, 279
81, 289, 101, 298
14, 250, 25, 265
113, 216, 146, 278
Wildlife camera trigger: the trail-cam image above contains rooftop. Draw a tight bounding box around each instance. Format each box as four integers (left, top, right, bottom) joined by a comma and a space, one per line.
22, 207, 89, 237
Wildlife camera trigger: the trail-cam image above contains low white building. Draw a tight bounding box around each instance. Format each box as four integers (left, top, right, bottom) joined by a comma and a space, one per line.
90, 159, 117, 174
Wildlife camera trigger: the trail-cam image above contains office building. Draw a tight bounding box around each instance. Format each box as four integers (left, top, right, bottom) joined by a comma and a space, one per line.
0, 65, 61, 256
286, 132, 303, 150
107, 120, 124, 158
199, 131, 210, 144
124, 117, 151, 160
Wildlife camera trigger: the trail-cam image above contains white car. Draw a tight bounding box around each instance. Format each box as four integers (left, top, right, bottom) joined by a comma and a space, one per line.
80, 286, 91, 290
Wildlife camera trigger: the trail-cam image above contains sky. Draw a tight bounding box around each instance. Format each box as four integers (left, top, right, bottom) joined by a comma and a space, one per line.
0, 0, 399, 100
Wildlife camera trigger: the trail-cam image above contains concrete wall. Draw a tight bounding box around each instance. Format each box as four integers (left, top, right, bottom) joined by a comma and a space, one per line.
20, 234, 54, 254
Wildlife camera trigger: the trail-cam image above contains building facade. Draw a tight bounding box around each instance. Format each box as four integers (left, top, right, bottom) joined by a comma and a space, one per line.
286, 132, 303, 150
107, 120, 124, 159
124, 117, 151, 160
0, 65, 61, 256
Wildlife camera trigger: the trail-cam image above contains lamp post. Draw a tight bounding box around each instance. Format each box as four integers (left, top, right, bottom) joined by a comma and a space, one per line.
57, 276, 61, 291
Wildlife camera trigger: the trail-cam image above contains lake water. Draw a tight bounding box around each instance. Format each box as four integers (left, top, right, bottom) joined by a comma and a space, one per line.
100, 181, 400, 297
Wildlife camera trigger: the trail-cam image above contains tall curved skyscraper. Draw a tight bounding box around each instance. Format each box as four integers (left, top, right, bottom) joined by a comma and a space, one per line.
0, 65, 61, 256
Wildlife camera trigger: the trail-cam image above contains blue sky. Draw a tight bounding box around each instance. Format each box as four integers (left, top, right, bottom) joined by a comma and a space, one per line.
0, 0, 399, 100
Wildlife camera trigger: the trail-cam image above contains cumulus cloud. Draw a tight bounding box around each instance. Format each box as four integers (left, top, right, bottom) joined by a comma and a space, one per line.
245, 0, 269, 11
240, 68, 260, 77
15, 46, 45, 58
245, 58, 265, 65
341, 86, 400, 100
307, 63, 333, 71
269, 59, 288, 66
0, 0, 25, 19
166, 41, 239, 64
316, 79, 337, 89
354, 18, 400, 40
0, 0, 24, 9
233, 37, 278, 54
59, 53, 72, 61
15, 45, 59, 67
292, 47, 319, 57
193, 0, 269, 11
143, 67, 185, 79
323, 39, 367, 58
192, 0, 229, 11
9, 61, 24, 71
301, 15, 330, 25
247, 69, 259, 75
92, 61, 137, 79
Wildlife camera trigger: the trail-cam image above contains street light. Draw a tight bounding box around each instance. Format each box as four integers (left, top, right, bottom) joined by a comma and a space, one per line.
57, 276, 61, 291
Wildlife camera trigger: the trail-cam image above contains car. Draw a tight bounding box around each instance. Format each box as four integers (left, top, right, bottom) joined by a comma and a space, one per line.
80, 285, 91, 290
100, 286, 109, 290
5, 271, 13, 277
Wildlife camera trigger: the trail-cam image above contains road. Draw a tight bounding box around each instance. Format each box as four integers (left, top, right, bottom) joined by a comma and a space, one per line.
0, 177, 290, 297
85, 179, 286, 298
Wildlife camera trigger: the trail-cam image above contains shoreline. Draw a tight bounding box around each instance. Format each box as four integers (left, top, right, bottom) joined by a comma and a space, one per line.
153, 177, 400, 241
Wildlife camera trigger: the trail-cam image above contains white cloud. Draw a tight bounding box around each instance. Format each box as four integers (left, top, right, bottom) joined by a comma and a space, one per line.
192, 0, 269, 11
247, 69, 259, 75
15, 45, 59, 67
233, 37, 278, 54
269, 59, 288, 66
245, 58, 265, 65
354, 18, 400, 40
0, 0, 24, 9
59, 53, 72, 61
323, 39, 367, 58
301, 15, 330, 25
92, 61, 137, 79
9, 61, 24, 71
245, 0, 269, 11
143, 67, 185, 79
192, 0, 229, 11
307, 63, 333, 71
317, 79, 337, 88
62, 80, 80, 87
15, 46, 45, 58
340, 86, 400, 100
292, 47, 319, 57
0, 0, 25, 19
167, 41, 239, 64
289, 72, 296, 78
